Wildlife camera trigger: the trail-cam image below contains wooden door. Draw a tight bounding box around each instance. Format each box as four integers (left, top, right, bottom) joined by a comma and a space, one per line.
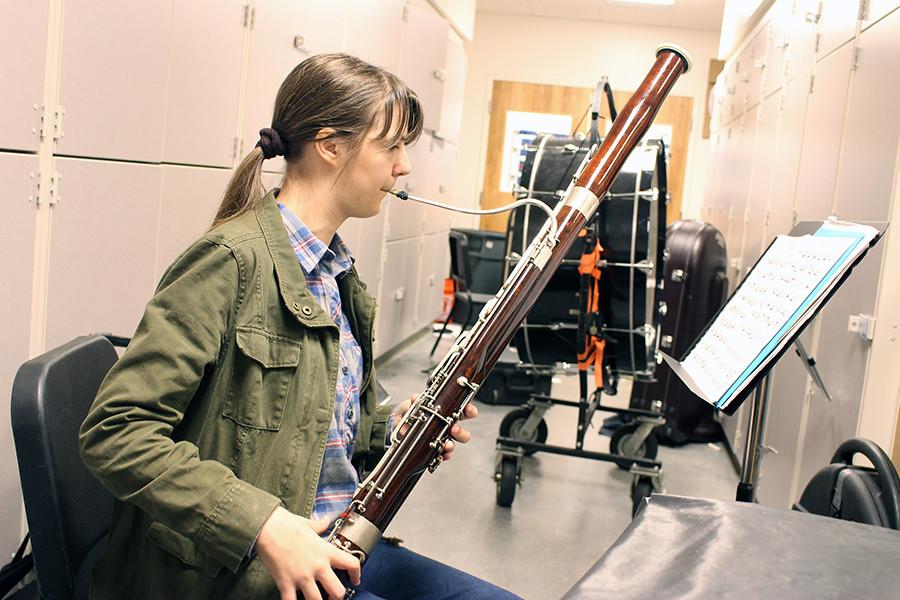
480, 80, 693, 231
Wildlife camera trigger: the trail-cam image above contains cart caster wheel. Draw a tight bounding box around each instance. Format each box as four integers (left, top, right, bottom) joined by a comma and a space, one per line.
631, 476, 653, 517
610, 423, 659, 470
499, 408, 548, 456
496, 456, 519, 507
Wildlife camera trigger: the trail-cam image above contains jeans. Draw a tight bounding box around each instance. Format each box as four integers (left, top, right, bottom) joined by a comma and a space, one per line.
351, 540, 521, 600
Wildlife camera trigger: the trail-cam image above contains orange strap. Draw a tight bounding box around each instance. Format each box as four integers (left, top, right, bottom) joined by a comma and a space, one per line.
576, 240, 606, 388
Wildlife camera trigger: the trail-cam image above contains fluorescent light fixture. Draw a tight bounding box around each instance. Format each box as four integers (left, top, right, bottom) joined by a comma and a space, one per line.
612, 0, 676, 5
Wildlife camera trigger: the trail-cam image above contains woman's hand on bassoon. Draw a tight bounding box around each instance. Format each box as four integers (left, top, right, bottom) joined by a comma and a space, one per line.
256, 506, 361, 600
392, 395, 479, 461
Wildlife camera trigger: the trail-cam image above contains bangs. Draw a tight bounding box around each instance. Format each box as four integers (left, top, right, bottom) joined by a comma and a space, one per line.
373, 84, 424, 147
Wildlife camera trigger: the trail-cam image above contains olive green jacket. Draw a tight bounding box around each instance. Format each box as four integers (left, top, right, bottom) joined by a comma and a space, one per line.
79, 192, 391, 599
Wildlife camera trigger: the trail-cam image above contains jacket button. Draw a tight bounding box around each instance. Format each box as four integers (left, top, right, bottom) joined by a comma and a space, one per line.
301, 306, 313, 317
292, 302, 300, 309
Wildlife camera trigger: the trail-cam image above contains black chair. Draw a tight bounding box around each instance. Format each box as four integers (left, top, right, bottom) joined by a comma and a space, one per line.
429, 231, 495, 357
11, 335, 119, 600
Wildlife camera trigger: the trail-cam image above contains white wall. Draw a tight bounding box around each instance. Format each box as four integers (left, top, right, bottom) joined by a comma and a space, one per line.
455, 12, 721, 227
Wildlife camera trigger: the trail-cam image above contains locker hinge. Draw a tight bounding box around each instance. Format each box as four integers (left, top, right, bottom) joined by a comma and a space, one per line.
814, 32, 821, 53
32, 171, 61, 206
804, 5, 821, 24
809, 74, 815, 94
858, 0, 869, 21
792, 207, 799, 226
402, 4, 409, 21
35, 105, 65, 141
764, 208, 771, 227
851, 47, 861, 71
242, 4, 255, 29
232, 137, 243, 160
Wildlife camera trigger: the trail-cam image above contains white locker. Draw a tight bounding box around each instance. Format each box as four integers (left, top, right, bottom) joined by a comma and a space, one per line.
766, 74, 810, 238
243, 0, 307, 175
424, 137, 455, 235
725, 108, 759, 283
741, 93, 780, 271
785, 0, 819, 84
860, 0, 900, 30
816, 0, 860, 59
762, 0, 791, 99
794, 245, 886, 494
294, 0, 348, 57
0, 0, 49, 152
793, 42, 854, 222
353, 209, 386, 292
376, 237, 419, 352
0, 153, 39, 556
47, 159, 162, 349
337, 217, 362, 259
156, 166, 232, 280
420, 231, 449, 326
745, 28, 768, 110
345, 0, 405, 73
56, 0, 171, 162
833, 7, 900, 223
437, 35, 467, 143
162, 0, 245, 168
399, 4, 449, 133
388, 134, 429, 241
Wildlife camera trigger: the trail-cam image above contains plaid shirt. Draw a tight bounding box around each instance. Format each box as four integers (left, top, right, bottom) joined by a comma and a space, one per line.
278, 203, 363, 521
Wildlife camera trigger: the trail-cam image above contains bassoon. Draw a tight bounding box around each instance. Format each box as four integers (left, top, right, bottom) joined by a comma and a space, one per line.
327, 44, 692, 571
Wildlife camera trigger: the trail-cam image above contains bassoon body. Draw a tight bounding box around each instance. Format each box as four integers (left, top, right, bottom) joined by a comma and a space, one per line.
327, 44, 692, 565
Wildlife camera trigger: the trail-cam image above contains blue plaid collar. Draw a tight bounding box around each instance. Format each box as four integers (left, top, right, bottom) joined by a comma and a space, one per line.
277, 201, 354, 276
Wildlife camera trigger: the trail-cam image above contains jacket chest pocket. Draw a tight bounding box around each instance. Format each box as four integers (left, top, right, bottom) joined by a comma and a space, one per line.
223, 326, 302, 430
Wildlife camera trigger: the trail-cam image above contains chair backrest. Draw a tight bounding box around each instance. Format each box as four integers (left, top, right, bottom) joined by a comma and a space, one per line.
448, 229, 473, 290
11, 335, 118, 600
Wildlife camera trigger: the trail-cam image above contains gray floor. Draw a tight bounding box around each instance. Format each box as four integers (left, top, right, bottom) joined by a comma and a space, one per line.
376, 331, 738, 600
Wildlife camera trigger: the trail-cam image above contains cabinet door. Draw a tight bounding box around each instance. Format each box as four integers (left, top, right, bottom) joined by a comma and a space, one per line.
156, 166, 231, 280
817, 0, 860, 59
294, 0, 347, 57
163, 0, 244, 168
725, 108, 759, 283
746, 28, 768, 110
402, 237, 424, 335
793, 42, 854, 222
742, 93, 779, 271
860, 0, 900, 30
424, 137, 455, 234
243, 0, 307, 175
0, 153, 39, 555
420, 231, 449, 326
795, 245, 885, 493
833, 7, 900, 222
376, 239, 412, 353
48, 159, 162, 348
0, 0, 48, 152
353, 210, 386, 293
437, 35, 467, 143
763, 0, 792, 98
766, 75, 810, 238
400, 5, 449, 133
786, 0, 820, 83
388, 135, 430, 241
345, 0, 405, 72
56, 0, 171, 162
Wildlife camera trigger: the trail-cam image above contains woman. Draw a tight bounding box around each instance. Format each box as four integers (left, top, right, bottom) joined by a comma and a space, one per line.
80, 54, 519, 600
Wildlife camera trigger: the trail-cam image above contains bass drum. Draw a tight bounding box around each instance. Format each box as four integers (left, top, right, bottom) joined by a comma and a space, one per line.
506, 134, 667, 381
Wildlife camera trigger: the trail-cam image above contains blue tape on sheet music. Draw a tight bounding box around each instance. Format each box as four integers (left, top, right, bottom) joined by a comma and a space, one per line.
715, 226, 867, 408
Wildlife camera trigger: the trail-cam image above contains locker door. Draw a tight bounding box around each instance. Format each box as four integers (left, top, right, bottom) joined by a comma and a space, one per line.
785, 0, 820, 83
243, 1, 307, 175
345, 0, 405, 72
860, 0, 900, 30
294, 0, 348, 57
741, 93, 780, 271
377, 239, 406, 353
401, 237, 424, 335
56, 0, 171, 162
424, 137, 455, 235
725, 108, 759, 284
162, 1, 245, 168
762, 0, 791, 99
795, 244, 886, 493
766, 74, 810, 238
354, 210, 386, 293
338, 218, 362, 259
437, 35, 467, 144
388, 134, 429, 241
745, 28, 768, 110
0, 0, 49, 152
156, 166, 231, 280
399, 5, 449, 133
833, 7, 900, 223
793, 42, 854, 222
420, 232, 448, 326
0, 153, 39, 554
817, 0, 860, 59
47, 159, 162, 348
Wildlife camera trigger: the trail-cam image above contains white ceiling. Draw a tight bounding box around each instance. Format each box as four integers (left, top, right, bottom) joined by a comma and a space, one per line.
477, 0, 726, 32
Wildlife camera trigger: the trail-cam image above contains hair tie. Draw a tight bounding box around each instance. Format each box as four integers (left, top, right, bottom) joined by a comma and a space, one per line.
256, 128, 286, 160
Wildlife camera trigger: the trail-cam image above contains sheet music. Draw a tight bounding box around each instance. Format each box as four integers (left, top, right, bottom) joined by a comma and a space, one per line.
667, 219, 880, 410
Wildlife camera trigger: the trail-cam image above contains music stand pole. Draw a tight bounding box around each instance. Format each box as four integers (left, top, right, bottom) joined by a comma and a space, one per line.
736, 373, 771, 502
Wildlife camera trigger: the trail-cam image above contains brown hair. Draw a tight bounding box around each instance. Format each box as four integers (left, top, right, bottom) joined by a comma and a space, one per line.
211, 53, 423, 229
